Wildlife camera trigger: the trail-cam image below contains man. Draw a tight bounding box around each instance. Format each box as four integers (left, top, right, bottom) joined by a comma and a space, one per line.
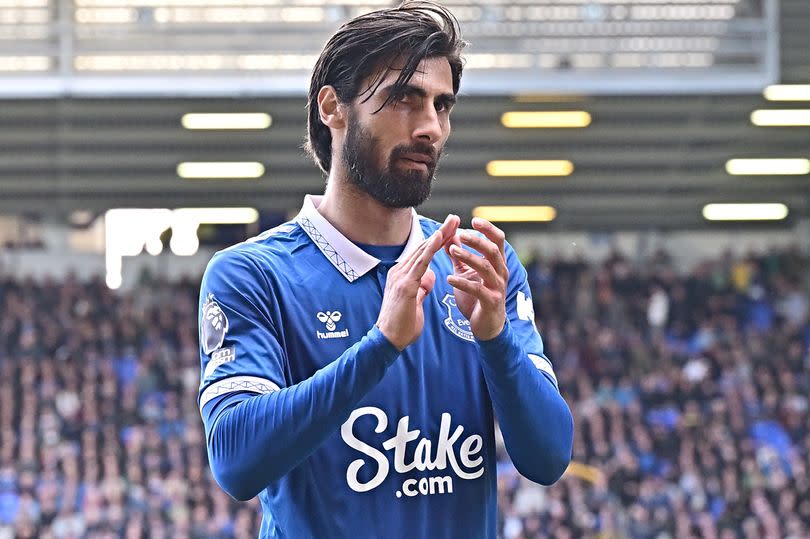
197, 2, 574, 537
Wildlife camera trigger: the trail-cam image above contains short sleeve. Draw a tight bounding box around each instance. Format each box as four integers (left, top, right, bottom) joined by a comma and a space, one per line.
197, 249, 287, 415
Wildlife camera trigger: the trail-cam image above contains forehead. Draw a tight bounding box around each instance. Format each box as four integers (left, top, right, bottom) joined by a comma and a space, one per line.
370, 56, 454, 97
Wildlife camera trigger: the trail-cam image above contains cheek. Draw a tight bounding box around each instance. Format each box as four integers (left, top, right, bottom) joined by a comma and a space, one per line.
372, 130, 400, 160
442, 122, 452, 143
378, 140, 398, 168
433, 126, 450, 153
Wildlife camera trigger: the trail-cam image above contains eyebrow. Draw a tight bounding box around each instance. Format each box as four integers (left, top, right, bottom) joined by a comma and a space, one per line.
383, 83, 457, 108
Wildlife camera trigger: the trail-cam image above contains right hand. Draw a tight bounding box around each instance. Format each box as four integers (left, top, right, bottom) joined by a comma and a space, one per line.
376, 214, 460, 351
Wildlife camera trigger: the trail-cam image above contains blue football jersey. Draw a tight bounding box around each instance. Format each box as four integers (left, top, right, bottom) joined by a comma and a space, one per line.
198, 195, 565, 539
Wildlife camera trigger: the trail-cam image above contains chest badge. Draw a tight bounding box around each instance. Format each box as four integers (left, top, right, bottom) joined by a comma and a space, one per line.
316, 310, 349, 340
441, 294, 474, 343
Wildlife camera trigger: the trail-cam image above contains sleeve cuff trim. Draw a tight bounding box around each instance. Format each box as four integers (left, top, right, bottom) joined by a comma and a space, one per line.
199, 375, 280, 411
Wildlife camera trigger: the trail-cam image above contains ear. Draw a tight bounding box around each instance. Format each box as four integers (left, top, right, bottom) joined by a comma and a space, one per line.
317, 86, 346, 129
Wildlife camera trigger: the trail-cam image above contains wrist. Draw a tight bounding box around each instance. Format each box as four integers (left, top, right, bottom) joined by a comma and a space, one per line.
474, 318, 506, 342
367, 325, 405, 365
374, 323, 407, 352
473, 319, 506, 343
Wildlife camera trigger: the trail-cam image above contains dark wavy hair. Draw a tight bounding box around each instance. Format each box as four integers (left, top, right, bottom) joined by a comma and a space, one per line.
305, 1, 466, 174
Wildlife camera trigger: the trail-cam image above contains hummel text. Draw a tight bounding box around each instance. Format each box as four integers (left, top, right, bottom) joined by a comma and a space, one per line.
317, 329, 350, 340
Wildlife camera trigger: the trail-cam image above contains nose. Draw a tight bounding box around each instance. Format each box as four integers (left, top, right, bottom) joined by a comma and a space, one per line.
412, 106, 443, 144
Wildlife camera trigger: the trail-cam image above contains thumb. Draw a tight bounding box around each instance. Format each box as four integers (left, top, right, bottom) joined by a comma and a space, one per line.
416, 287, 428, 305
416, 269, 436, 305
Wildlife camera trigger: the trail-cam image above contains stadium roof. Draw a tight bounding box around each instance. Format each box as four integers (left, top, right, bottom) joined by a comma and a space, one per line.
0, 0, 807, 229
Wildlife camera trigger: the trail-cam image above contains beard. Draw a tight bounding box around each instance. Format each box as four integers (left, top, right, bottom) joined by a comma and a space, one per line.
341, 111, 440, 209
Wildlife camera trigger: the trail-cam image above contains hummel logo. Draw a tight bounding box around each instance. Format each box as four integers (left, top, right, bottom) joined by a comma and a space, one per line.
316, 310, 349, 340
317, 311, 342, 331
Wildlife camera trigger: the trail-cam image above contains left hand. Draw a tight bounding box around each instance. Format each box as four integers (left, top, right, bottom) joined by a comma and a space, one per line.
445, 217, 508, 341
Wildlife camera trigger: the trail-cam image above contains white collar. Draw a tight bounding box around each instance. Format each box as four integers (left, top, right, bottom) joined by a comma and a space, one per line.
295, 194, 425, 282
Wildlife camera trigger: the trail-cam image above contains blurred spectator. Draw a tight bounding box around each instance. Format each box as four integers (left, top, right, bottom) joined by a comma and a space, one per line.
0, 244, 808, 538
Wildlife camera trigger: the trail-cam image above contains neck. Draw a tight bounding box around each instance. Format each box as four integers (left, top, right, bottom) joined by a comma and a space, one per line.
318, 171, 413, 246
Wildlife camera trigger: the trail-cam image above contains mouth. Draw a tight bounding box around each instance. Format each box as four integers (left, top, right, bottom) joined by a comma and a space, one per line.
400, 158, 428, 171
399, 153, 435, 170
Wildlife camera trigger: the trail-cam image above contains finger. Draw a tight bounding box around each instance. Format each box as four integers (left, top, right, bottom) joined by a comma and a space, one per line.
449, 243, 500, 288
458, 231, 507, 279
456, 266, 480, 282
427, 215, 458, 258
437, 214, 460, 248
396, 235, 432, 275
443, 234, 465, 272
446, 273, 486, 299
407, 230, 442, 279
471, 217, 506, 259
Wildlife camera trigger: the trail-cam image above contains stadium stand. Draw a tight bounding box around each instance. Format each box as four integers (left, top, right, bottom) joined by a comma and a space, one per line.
0, 244, 807, 538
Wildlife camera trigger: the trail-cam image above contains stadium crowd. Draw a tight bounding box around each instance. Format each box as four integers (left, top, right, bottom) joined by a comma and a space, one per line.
0, 243, 808, 538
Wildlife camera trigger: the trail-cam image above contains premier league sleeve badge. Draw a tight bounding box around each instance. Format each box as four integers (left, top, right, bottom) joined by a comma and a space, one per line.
202, 293, 229, 355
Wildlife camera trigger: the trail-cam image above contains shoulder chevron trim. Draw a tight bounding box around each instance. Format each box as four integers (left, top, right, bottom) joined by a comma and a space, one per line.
199, 375, 281, 410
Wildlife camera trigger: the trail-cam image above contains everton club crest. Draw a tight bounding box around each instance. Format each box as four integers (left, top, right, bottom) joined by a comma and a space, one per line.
441, 293, 474, 343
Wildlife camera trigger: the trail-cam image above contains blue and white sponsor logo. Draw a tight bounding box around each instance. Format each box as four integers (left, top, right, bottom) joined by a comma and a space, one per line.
341, 407, 484, 499
202, 293, 229, 354
317, 310, 342, 331
316, 310, 349, 340
441, 293, 474, 343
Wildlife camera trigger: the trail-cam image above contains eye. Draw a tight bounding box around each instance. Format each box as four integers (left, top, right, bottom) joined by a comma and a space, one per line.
387, 92, 412, 109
